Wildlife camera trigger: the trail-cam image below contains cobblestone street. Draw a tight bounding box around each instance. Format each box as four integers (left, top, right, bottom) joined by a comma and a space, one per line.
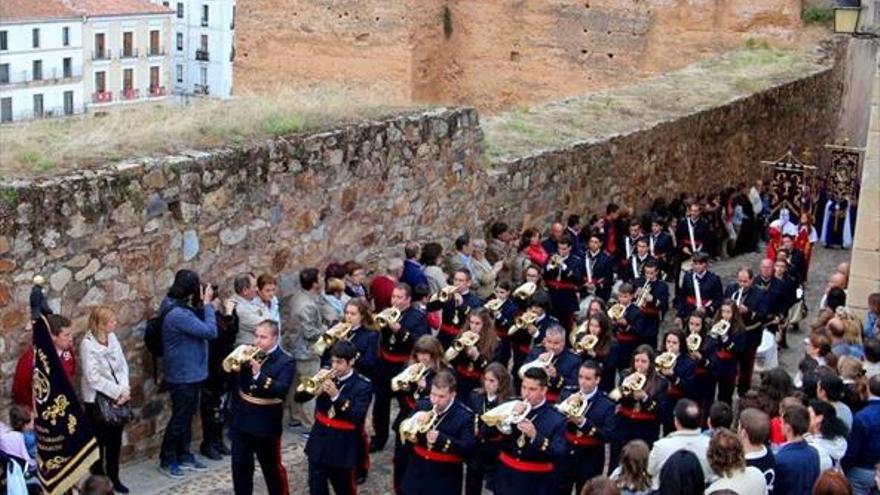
120, 246, 851, 495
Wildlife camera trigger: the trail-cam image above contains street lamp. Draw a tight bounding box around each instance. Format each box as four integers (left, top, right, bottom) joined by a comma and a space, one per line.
834, 0, 861, 34
834, 0, 878, 37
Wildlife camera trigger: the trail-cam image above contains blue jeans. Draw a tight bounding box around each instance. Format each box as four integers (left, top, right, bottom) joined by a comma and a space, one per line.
848, 467, 879, 495
160, 382, 200, 466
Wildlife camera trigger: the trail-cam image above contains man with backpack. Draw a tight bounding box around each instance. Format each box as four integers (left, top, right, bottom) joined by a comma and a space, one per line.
154, 269, 218, 479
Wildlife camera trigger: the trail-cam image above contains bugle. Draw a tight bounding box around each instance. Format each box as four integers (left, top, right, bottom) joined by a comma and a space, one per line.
222, 344, 267, 373
480, 400, 531, 435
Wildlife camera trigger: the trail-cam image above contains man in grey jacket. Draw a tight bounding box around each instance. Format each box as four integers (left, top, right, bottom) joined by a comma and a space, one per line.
283, 267, 325, 430
231, 273, 271, 347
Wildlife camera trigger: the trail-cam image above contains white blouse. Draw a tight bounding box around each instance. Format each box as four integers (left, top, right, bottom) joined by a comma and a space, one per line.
79, 332, 130, 403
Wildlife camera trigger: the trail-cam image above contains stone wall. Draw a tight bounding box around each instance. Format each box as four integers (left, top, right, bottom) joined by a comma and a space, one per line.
0, 60, 839, 461
235, 0, 803, 111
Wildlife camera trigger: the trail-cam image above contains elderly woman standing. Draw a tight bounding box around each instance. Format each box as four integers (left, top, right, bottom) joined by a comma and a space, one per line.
471, 239, 504, 300
80, 305, 131, 493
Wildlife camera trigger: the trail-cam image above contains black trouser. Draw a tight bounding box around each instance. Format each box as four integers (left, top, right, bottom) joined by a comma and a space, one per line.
560, 449, 604, 495
308, 459, 356, 495
718, 375, 736, 406
372, 376, 394, 449
200, 386, 228, 451
160, 382, 200, 466
85, 403, 124, 482
231, 428, 289, 495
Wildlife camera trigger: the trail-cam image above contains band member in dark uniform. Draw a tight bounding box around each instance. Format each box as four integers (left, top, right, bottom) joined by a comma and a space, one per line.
201, 296, 238, 460
612, 345, 668, 465
675, 252, 723, 322
632, 260, 669, 349
393, 336, 450, 493
511, 291, 559, 381
305, 341, 373, 495
487, 282, 517, 366
752, 258, 786, 368
583, 234, 615, 303
601, 203, 624, 260
620, 238, 654, 283
230, 320, 296, 495
621, 219, 646, 268
523, 325, 580, 403
708, 300, 747, 406
657, 330, 697, 434
558, 360, 616, 495
448, 308, 498, 399
609, 283, 642, 374
466, 363, 514, 495
648, 216, 674, 278
491, 367, 566, 495
427, 269, 483, 348
399, 371, 476, 495
724, 267, 767, 397
684, 311, 715, 421
572, 313, 617, 391
372, 284, 420, 452
676, 202, 710, 267
543, 235, 584, 330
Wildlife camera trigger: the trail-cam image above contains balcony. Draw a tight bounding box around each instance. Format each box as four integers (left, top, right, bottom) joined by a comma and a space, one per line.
121, 88, 139, 100
93, 49, 111, 61
0, 68, 82, 87
149, 85, 166, 97
195, 49, 209, 61
147, 47, 165, 57
92, 91, 113, 103
120, 48, 139, 59
193, 83, 209, 95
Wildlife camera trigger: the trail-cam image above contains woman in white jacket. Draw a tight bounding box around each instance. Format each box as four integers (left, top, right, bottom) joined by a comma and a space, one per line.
806, 399, 849, 470
80, 305, 131, 493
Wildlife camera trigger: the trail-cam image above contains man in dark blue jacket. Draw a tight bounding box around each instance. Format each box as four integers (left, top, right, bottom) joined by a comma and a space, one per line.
230, 320, 295, 495
401, 242, 429, 290
305, 341, 372, 495
775, 404, 820, 495
558, 360, 616, 495
842, 375, 880, 494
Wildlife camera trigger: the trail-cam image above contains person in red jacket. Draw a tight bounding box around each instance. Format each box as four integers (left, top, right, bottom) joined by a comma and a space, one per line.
370, 258, 404, 311
12, 314, 77, 408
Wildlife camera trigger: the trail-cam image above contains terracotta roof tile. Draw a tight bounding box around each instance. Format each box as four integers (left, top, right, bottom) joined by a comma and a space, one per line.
67, 0, 172, 17
0, 0, 79, 22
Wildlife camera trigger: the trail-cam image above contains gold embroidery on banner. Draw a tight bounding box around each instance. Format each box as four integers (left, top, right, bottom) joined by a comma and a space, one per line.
67, 414, 77, 435
45, 456, 68, 471
33, 369, 51, 404
42, 395, 70, 426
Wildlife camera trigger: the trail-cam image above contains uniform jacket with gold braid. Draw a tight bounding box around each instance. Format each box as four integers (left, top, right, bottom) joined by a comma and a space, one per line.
543, 254, 584, 317
490, 297, 518, 337
614, 303, 643, 346
399, 398, 476, 495
616, 370, 667, 423
304, 371, 372, 469
524, 347, 580, 403
427, 292, 484, 347
675, 270, 723, 318
377, 323, 416, 376
559, 389, 616, 457
492, 400, 566, 491
230, 346, 295, 439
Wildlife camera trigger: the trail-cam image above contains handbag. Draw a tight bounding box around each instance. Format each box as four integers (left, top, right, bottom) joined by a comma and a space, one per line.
94, 354, 132, 427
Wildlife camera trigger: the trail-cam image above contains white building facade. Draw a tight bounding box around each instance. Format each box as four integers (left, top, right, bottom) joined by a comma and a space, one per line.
0, 10, 85, 122
157, 0, 234, 98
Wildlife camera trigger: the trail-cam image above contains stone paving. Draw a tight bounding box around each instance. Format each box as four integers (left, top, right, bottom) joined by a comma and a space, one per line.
120, 246, 851, 495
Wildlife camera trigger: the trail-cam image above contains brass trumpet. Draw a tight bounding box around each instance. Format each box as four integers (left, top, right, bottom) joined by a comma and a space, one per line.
569, 320, 589, 347
295, 368, 336, 396
444, 330, 480, 362
518, 351, 555, 379
547, 254, 564, 272
609, 371, 646, 401
710, 320, 730, 338
222, 344, 268, 373
480, 400, 531, 435
512, 281, 537, 300
686, 332, 702, 353
575, 334, 599, 354
375, 307, 402, 328
555, 393, 589, 420
399, 408, 439, 443
432, 285, 459, 303
634, 280, 651, 307
655, 351, 677, 373
508, 309, 538, 335
312, 322, 353, 355
607, 303, 626, 321
484, 298, 504, 314
391, 362, 428, 392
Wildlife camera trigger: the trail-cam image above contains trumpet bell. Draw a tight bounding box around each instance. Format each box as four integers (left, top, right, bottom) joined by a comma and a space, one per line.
399, 409, 439, 443
485, 298, 504, 313
570, 320, 589, 347
376, 307, 402, 328
575, 334, 599, 354
555, 393, 589, 420
480, 400, 531, 435
710, 320, 730, 338
222, 345, 266, 373
607, 303, 626, 320
295, 368, 334, 396
609, 371, 646, 401
686, 333, 702, 352
391, 363, 427, 392
512, 282, 537, 300
509, 310, 538, 335
655, 351, 677, 371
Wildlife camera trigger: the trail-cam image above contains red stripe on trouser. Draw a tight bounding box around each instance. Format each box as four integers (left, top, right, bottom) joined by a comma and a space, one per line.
276, 437, 290, 495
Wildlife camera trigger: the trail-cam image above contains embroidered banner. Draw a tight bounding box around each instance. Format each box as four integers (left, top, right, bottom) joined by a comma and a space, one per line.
33, 315, 99, 495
